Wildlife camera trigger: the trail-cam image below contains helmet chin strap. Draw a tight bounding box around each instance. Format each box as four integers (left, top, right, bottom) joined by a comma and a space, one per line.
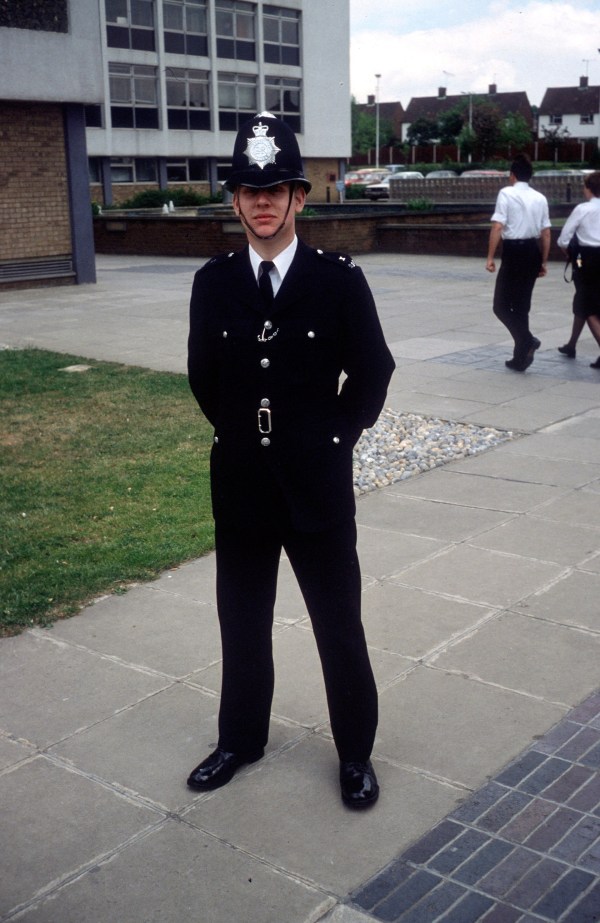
236, 185, 295, 242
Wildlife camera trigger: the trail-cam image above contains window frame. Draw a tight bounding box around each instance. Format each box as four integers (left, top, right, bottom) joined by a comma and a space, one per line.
109, 63, 160, 130
105, 0, 156, 51
263, 5, 300, 66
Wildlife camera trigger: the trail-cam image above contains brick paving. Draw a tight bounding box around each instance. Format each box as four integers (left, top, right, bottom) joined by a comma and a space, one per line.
351, 691, 600, 922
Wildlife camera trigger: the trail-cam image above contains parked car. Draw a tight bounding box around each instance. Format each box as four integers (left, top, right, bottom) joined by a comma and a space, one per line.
460, 169, 508, 177
364, 172, 424, 200
426, 170, 457, 179
345, 168, 390, 186
364, 176, 393, 199
534, 169, 584, 176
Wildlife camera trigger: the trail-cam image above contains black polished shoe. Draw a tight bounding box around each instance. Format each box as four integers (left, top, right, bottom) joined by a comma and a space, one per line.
187, 746, 264, 791
340, 760, 379, 809
590, 356, 600, 369
505, 358, 526, 372
558, 344, 576, 358
522, 336, 541, 370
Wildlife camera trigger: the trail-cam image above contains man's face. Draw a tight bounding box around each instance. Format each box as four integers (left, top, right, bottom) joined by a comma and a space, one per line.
233, 183, 306, 241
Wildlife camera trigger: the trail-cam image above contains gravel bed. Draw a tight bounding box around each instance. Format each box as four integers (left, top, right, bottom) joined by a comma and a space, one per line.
353, 408, 514, 495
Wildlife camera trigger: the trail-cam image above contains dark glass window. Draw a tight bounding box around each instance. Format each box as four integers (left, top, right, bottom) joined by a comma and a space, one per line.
166, 68, 211, 131
166, 158, 209, 181
109, 63, 159, 130
110, 157, 158, 183
105, 0, 155, 50
216, 0, 255, 61
263, 6, 300, 66
218, 72, 257, 131
163, 0, 208, 56
85, 105, 103, 128
265, 77, 301, 132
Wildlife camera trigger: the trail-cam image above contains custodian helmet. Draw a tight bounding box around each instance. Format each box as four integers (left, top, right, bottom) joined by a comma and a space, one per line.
223, 111, 312, 193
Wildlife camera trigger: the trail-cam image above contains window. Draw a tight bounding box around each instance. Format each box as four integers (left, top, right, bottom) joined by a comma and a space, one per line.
166, 68, 211, 129
85, 105, 103, 128
88, 158, 103, 183
166, 158, 209, 181
580, 114, 594, 125
163, 0, 208, 55
263, 6, 300, 66
216, 1, 255, 61
110, 157, 158, 182
549, 115, 563, 126
109, 63, 159, 129
106, 0, 156, 50
218, 72, 257, 130
265, 76, 301, 132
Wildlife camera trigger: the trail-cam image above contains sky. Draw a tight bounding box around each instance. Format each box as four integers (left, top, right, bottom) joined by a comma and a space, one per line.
350, 0, 600, 109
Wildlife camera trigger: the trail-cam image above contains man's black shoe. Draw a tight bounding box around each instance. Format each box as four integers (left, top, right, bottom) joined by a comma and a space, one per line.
590, 356, 600, 369
505, 358, 526, 371
340, 760, 379, 809
187, 747, 264, 791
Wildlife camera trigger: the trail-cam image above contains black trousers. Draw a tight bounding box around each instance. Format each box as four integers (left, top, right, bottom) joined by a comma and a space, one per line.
493, 238, 542, 362
214, 516, 378, 763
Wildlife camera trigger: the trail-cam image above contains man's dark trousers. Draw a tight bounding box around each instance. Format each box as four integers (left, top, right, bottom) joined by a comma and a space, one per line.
214, 513, 378, 764
493, 238, 542, 363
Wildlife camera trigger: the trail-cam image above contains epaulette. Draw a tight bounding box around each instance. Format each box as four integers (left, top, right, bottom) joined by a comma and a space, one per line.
199, 251, 238, 272
315, 249, 357, 269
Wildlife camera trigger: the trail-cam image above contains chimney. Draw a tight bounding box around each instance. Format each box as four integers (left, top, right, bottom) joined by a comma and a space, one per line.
488, 83, 497, 95
438, 87, 446, 99
580, 76, 589, 89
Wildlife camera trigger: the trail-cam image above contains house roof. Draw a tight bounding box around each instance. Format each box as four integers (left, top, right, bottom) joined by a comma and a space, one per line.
539, 85, 600, 116
404, 88, 533, 126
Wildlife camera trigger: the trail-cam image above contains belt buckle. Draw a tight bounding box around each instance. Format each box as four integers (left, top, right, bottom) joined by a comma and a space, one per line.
258, 407, 272, 434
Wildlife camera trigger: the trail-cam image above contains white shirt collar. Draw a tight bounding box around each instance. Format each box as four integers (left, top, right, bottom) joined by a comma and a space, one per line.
249, 236, 298, 293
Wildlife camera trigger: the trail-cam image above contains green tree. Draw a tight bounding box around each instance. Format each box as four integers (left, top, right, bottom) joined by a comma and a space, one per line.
499, 112, 532, 155
351, 98, 394, 156
438, 107, 465, 145
472, 102, 502, 161
407, 116, 438, 146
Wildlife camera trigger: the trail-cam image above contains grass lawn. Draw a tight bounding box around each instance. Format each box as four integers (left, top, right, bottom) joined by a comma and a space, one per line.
0, 349, 214, 636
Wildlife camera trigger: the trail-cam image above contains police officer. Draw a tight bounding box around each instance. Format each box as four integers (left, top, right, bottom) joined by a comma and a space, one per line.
186, 112, 395, 808
486, 153, 551, 371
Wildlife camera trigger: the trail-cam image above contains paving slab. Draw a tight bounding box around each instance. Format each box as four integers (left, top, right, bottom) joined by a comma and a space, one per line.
1, 253, 599, 923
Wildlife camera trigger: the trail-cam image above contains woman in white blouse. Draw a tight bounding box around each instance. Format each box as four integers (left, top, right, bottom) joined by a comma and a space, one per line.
557, 172, 600, 368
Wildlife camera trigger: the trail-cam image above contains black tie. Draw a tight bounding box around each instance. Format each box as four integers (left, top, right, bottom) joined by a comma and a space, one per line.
258, 260, 275, 308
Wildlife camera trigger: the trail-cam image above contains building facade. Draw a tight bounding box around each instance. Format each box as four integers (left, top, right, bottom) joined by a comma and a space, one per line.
538, 76, 600, 144
0, 0, 102, 287
88, 0, 351, 205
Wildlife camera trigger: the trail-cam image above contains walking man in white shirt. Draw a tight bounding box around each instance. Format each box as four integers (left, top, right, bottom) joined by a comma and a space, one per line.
486, 153, 551, 371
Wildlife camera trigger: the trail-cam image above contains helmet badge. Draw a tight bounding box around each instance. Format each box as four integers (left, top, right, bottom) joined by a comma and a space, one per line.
243, 121, 281, 170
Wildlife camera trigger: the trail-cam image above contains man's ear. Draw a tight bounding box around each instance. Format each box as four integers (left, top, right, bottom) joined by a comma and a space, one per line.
232, 189, 240, 215
294, 186, 307, 212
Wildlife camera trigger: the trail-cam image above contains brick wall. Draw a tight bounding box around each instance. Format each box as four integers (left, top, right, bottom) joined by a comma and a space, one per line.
0, 102, 72, 261
94, 209, 568, 262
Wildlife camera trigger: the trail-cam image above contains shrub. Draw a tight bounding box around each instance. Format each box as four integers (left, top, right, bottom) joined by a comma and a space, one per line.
113, 187, 222, 209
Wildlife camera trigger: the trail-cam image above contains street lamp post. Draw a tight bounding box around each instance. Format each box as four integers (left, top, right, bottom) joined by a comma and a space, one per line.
375, 73, 381, 169
461, 91, 473, 164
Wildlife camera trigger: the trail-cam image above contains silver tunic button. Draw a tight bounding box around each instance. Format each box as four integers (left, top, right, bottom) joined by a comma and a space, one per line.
214, 436, 219, 444
261, 437, 271, 447
333, 436, 340, 444
260, 358, 270, 368
261, 398, 270, 407
222, 331, 228, 338
308, 331, 315, 338
264, 320, 273, 330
